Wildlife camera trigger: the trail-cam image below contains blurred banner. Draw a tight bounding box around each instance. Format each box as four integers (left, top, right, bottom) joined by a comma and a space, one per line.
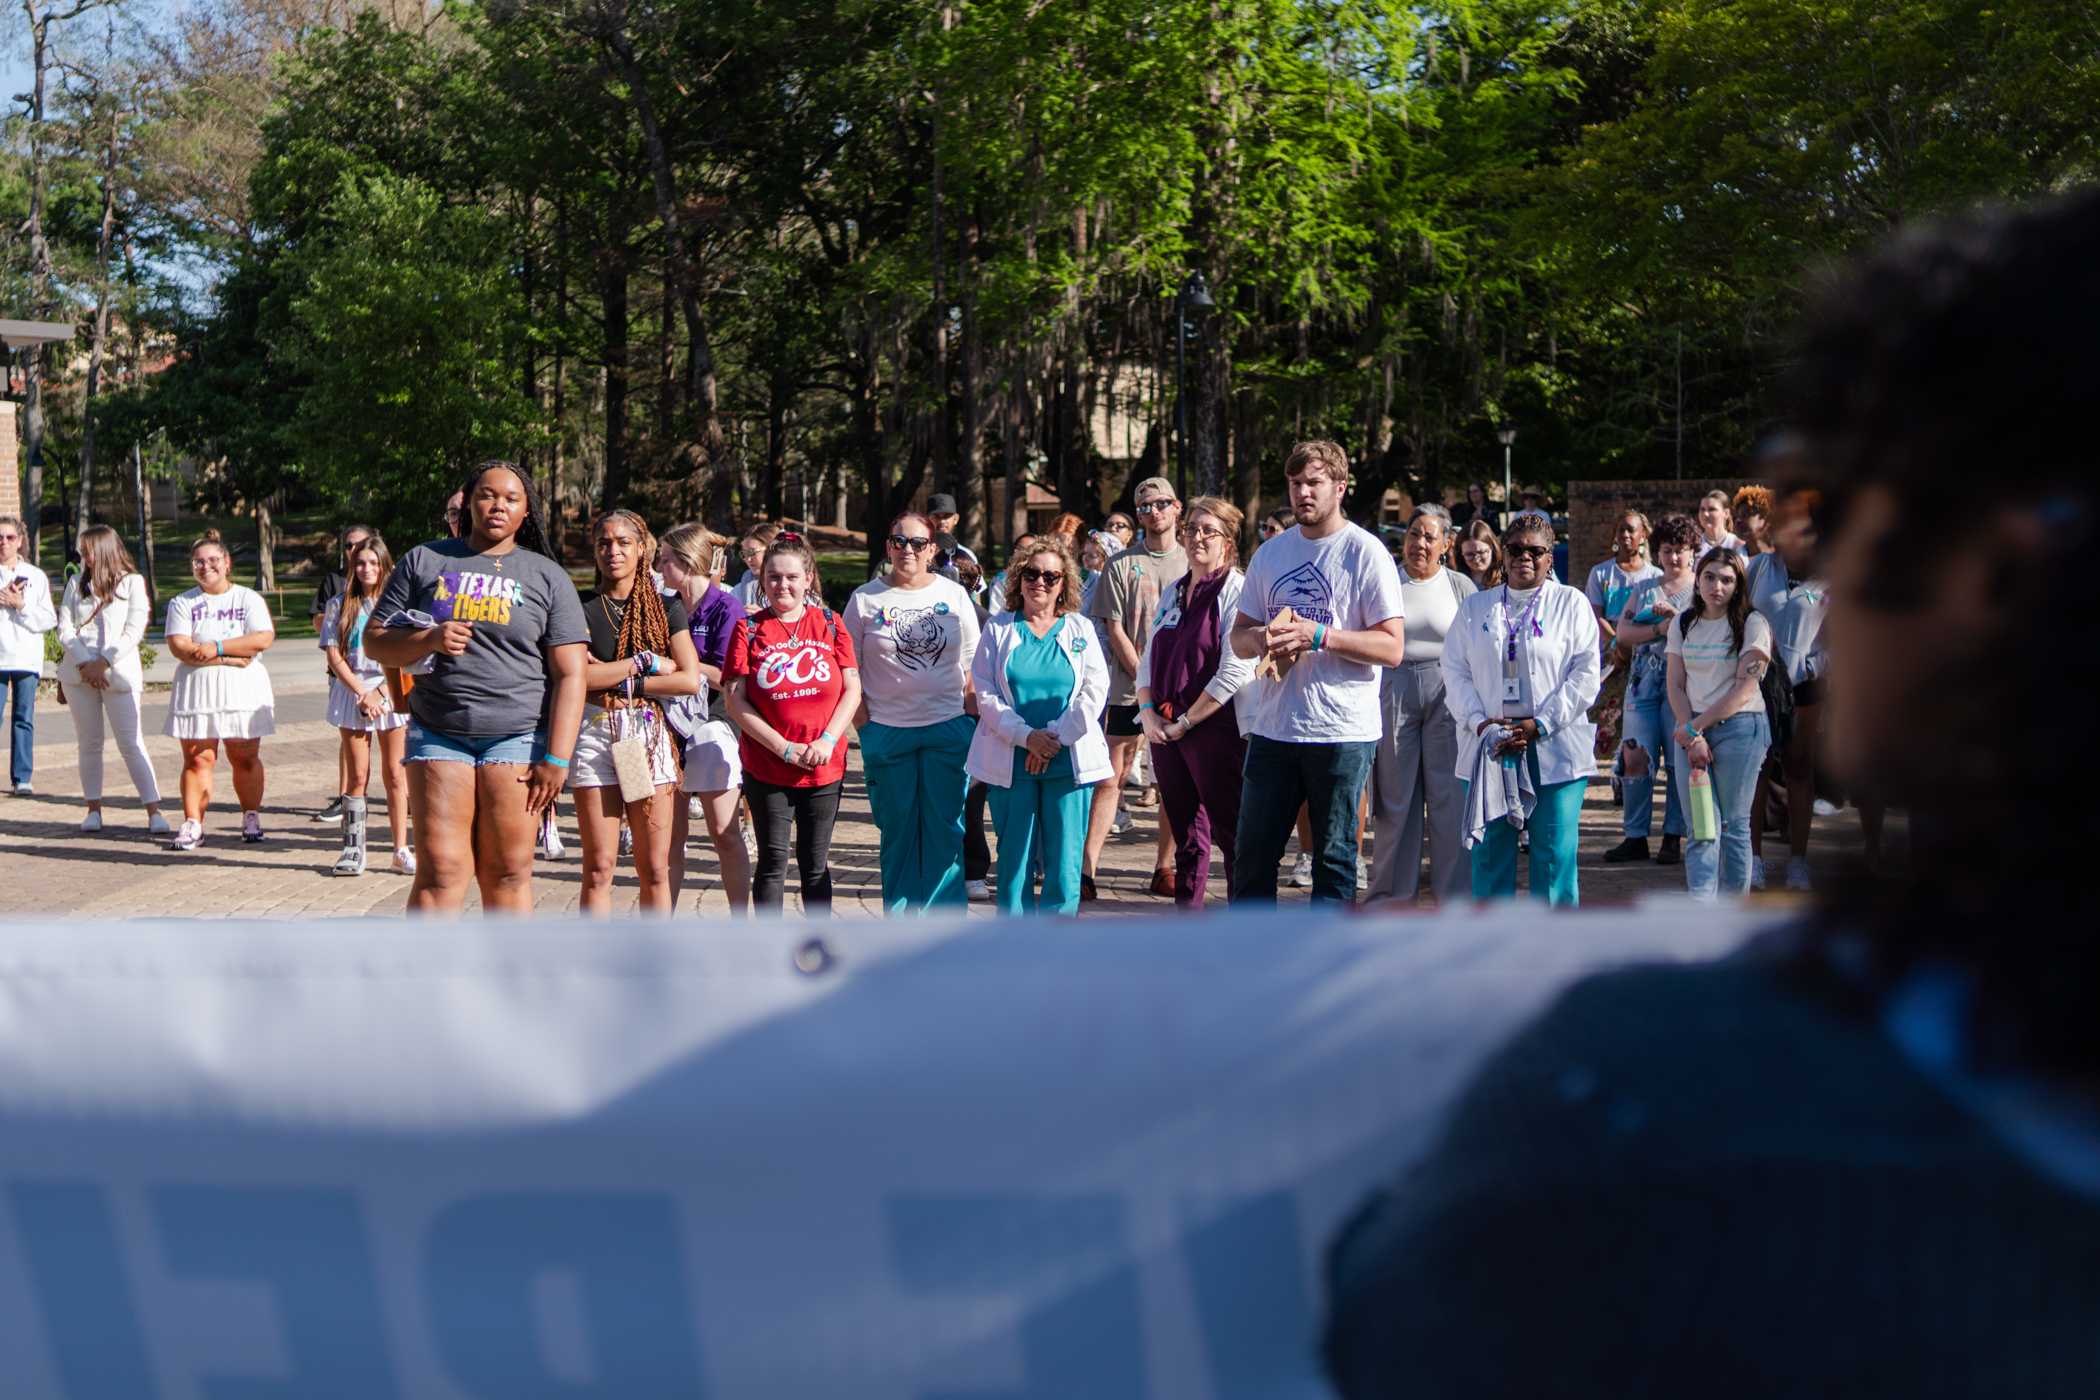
0, 907, 1756, 1399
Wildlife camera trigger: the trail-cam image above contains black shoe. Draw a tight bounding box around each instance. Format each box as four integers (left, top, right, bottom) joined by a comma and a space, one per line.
1080, 874, 1098, 902
1657, 835, 1682, 866
312, 796, 346, 823
1603, 837, 1651, 864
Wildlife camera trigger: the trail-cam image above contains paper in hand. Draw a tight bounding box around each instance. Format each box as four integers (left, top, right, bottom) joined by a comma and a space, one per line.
1254, 606, 1300, 681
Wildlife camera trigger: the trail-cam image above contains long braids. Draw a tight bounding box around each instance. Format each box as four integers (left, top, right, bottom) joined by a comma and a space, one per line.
457, 460, 556, 559
590, 509, 672, 710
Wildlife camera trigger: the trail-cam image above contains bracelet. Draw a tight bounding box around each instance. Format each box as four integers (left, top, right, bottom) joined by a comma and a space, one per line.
1312, 623, 1327, 652
541, 753, 570, 769
215, 640, 224, 659
1138, 700, 1156, 712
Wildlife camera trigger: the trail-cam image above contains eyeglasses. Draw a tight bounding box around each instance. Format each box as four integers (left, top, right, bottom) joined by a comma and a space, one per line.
1134, 499, 1176, 516
1020, 567, 1063, 586
1507, 544, 1552, 561
887, 534, 934, 552
1187, 525, 1229, 543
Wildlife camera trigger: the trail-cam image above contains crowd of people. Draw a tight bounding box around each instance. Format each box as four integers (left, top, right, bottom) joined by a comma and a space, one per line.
0, 439, 1864, 916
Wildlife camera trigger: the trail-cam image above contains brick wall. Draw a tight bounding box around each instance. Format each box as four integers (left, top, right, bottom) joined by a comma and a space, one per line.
1567, 477, 1752, 578
0, 401, 18, 523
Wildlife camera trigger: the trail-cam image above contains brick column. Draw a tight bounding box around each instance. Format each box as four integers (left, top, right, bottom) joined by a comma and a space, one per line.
0, 400, 19, 523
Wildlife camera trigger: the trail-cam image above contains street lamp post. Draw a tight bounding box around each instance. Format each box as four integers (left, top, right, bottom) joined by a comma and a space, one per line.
1174, 272, 1215, 502
1495, 425, 1517, 530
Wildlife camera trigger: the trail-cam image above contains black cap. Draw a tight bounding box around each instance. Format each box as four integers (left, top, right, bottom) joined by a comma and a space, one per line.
927, 493, 959, 516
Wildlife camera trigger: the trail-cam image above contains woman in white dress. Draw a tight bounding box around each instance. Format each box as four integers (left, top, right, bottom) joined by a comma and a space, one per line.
55, 525, 170, 834
321, 535, 411, 876
163, 528, 277, 850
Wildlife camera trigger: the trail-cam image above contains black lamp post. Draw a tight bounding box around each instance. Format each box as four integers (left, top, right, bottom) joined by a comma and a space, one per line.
1174, 271, 1215, 502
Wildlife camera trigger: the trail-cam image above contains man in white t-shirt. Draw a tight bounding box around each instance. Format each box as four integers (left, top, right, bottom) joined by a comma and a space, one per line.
1227, 441, 1406, 904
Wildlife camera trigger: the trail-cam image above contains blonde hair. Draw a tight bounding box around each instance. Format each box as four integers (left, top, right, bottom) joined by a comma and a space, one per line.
1183, 495, 1244, 566
1283, 440, 1351, 485
660, 521, 731, 581
1001, 536, 1084, 616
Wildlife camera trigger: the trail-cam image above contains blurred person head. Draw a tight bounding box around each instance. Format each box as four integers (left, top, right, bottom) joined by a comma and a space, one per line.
1458, 518, 1503, 589
1103, 512, 1136, 547
1732, 485, 1774, 555
1261, 507, 1293, 542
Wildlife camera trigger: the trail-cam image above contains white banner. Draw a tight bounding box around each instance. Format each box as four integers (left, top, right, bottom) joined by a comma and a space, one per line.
0, 906, 1757, 1398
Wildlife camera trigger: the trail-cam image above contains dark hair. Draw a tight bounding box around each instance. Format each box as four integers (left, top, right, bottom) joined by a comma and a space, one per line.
189, 527, 229, 560
1785, 189, 2100, 1079
1650, 513, 1699, 557
1679, 546, 1750, 655
456, 461, 555, 558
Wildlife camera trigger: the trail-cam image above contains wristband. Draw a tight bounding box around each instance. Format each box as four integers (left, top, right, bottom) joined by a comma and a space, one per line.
215, 640, 224, 659
541, 753, 570, 769
1313, 623, 1327, 652
1138, 701, 1156, 712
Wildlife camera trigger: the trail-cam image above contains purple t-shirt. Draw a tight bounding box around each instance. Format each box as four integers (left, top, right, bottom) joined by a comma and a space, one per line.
687, 582, 748, 720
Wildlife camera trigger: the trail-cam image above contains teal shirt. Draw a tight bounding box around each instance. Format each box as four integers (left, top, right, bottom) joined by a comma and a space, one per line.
1006, 616, 1076, 780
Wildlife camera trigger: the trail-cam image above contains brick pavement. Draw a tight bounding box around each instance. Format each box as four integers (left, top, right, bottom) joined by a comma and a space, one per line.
0, 679, 1882, 919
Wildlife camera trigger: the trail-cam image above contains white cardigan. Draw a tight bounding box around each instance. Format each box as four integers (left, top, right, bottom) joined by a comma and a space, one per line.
55, 572, 153, 683
967, 610, 1112, 788
0, 561, 57, 673
1137, 566, 1256, 735
1441, 579, 1602, 788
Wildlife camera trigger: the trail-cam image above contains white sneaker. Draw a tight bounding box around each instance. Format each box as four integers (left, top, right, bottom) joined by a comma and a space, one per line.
1813, 798, 1841, 818
619, 824, 633, 857
539, 808, 565, 860
13, 781, 32, 796
687, 795, 703, 820
1291, 853, 1314, 888
1749, 859, 1768, 892
79, 810, 102, 834
146, 810, 173, 836
965, 878, 990, 901
1111, 807, 1132, 835
1356, 858, 1369, 892
170, 819, 204, 851
392, 847, 418, 876
1785, 858, 1813, 892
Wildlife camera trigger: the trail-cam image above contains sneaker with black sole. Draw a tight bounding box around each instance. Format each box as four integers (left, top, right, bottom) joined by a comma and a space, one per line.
312, 796, 346, 823
1603, 837, 1651, 864
1656, 834, 1682, 865
241, 811, 265, 843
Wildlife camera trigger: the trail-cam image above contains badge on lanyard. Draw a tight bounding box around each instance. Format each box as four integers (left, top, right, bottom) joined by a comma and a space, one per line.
1503, 671, 1523, 704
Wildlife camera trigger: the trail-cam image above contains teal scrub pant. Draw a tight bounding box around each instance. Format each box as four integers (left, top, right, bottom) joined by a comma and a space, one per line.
987, 767, 1090, 915
1461, 748, 1587, 906
859, 715, 976, 914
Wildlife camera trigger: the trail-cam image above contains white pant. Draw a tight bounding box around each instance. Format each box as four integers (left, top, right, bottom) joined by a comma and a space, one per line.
68, 683, 163, 804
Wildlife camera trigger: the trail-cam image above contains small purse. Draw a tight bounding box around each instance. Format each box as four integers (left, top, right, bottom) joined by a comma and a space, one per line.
608, 691, 658, 805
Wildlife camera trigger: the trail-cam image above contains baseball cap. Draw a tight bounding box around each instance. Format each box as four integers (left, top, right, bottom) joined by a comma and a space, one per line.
927, 493, 959, 516
1132, 476, 1177, 503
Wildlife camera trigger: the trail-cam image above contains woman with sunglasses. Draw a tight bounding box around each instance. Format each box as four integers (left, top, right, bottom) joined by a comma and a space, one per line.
968, 536, 1110, 915
845, 513, 982, 913
1441, 512, 1601, 905
725, 532, 862, 913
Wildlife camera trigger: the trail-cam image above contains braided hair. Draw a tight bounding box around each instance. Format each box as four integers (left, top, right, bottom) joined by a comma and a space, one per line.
455, 460, 556, 559
590, 509, 673, 709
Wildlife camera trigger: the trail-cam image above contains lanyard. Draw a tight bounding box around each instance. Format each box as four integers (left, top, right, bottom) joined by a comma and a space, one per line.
1502, 585, 1544, 661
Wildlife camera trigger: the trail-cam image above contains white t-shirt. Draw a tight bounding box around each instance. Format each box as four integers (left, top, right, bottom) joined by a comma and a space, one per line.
1666, 611, 1772, 714
1585, 558, 1660, 626
1236, 522, 1405, 743
1400, 570, 1463, 662
843, 575, 981, 728
166, 586, 274, 648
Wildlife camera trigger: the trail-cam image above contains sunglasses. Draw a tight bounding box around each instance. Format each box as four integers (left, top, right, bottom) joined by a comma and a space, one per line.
887, 534, 934, 552
1020, 567, 1063, 586
1507, 544, 1553, 561
1134, 499, 1176, 516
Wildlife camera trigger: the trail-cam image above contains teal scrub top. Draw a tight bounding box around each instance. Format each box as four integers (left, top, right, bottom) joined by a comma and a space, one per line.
1006, 616, 1076, 780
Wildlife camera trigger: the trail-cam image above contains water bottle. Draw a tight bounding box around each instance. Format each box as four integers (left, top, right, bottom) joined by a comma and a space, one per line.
1688, 766, 1718, 842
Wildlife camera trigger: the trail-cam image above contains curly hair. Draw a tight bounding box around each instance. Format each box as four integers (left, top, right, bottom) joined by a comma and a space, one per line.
589, 510, 673, 708
1001, 536, 1084, 615
1650, 513, 1700, 557
1730, 484, 1774, 519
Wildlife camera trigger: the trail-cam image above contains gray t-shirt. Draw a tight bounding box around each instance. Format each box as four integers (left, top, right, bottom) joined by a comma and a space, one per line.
1087, 541, 1187, 705
374, 538, 588, 737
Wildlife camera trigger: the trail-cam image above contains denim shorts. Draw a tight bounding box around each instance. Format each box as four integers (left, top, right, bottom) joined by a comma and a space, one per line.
404, 721, 545, 767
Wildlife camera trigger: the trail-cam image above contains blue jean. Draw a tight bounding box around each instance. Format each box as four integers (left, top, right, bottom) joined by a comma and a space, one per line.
859, 715, 974, 915
1230, 737, 1376, 905
988, 768, 1090, 915
1460, 746, 1586, 907
404, 722, 546, 766
1619, 667, 1685, 840
3, 670, 34, 786
1675, 710, 1770, 899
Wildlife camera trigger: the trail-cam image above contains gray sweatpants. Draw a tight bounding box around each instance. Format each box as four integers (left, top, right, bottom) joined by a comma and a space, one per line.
1369, 659, 1465, 903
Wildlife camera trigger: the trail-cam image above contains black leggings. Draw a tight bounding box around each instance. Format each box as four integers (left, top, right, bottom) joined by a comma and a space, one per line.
964, 780, 992, 882
746, 777, 841, 913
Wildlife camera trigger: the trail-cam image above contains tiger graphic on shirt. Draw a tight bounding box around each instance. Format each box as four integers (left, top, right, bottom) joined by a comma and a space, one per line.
430, 571, 524, 626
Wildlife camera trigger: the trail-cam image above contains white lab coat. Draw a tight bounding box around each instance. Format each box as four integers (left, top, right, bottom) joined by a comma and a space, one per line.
1441, 580, 1602, 788
0, 561, 57, 673
967, 610, 1112, 788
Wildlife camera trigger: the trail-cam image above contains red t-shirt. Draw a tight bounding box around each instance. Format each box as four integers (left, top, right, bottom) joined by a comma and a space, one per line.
725, 607, 859, 788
